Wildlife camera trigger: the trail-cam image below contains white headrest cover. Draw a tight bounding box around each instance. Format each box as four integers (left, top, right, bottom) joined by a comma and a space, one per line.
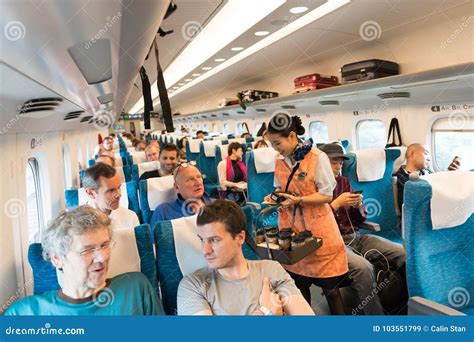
146, 176, 176, 209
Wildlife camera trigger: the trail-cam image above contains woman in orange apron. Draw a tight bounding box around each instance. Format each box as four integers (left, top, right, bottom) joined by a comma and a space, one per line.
265, 113, 350, 315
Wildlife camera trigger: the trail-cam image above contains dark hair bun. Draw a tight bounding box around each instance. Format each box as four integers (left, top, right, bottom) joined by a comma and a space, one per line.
292, 116, 305, 135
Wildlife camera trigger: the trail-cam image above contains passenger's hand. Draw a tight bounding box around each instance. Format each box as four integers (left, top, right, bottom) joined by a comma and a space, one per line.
259, 277, 283, 315
278, 193, 302, 208
332, 192, 362, 209
448, 157, 461, 171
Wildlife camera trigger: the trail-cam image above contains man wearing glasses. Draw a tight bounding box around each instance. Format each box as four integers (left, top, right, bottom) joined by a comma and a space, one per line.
4, 205, 164, 315
150, 161, 213, 226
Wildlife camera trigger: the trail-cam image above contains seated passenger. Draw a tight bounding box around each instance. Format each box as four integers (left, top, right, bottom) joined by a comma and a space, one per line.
109, 133, 116, 139
102, 137, 114, 151
140, 144, 179, 181
146, 140, 160, 150
144, 145, 159, 162
195, 130, 206, 139
134, 139, 146, 152
319, 143, 407, 315
83, 163, 139, 229
394, 143, 460, 209
177, 200, 314, 315
177, 137, 188, 161
4, 205, 164, 315
217, 142, 247, 205
240, 132, 252, 139
254, 139, 268, 149
150, 162, 212, 225
96, 154, 115, 167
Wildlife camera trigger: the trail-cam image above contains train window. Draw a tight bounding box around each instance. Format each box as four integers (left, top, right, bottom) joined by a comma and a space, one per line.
223, 123, 229, 135
356, 119, 386, 149
26, 158, 44, 243
62, 145, 72, 189
212, 123, 217, 132
203, 123, 208, 132
237, 122, 249, 136
254, 121, 263, 135
309, 121, 329, 143
432, 116, 474, 171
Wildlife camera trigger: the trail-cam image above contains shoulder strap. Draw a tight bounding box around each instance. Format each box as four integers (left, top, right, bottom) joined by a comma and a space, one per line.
284, 162, 300, 193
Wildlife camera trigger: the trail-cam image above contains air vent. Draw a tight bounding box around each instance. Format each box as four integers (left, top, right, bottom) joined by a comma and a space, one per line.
80, 115, 93, 123
211, 114, 217, 118
18, 97, 63, 114
377, 92, 411, 99
222, 113, 230, 116
97, 93, 113, 104
236, 111, 245, 115
201, 115, 208, 119
64, 111, 84, 120
319, 100, 339, 106
256, 108, 267, 112
281, 105, 296, 110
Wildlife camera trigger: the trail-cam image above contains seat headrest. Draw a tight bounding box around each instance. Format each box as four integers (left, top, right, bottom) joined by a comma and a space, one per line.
188, 139, 202, 153
354, 148, 386, 182
146, 176, 176, 210
203, 140, 221, 157
171, 215, 207, 276
420, 171, 474, 229
252, 147, 278, 173
137, 161, 160, 177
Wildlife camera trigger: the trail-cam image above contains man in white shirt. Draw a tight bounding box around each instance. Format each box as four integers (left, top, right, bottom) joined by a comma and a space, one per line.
83, 163, 139, 229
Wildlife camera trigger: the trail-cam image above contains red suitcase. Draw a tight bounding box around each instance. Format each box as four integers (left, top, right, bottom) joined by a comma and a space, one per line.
294, 73, 338, 85
294, 82, 336, 93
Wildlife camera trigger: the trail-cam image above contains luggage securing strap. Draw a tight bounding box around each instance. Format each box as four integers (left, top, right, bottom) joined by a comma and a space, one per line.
386, 117, 403, 147
153, 38, 174, 132
139, 66, 153, 129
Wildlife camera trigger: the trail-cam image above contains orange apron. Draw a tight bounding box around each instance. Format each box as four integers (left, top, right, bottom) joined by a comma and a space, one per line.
275, 147, 348, 278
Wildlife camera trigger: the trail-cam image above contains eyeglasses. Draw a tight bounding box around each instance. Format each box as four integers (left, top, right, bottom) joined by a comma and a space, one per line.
76, 240, 116, 258
173, 160, 197, 178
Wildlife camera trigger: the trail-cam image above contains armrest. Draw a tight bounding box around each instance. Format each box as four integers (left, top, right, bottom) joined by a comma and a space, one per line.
359, 221, 381, 232
245, 202, 261, 211
408, 296, 466, 315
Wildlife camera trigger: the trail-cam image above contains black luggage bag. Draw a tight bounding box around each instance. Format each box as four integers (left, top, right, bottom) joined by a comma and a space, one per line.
341, 59, 399, 84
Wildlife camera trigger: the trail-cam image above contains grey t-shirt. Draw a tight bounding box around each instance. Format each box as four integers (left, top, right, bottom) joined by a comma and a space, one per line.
177, 260, 301, 315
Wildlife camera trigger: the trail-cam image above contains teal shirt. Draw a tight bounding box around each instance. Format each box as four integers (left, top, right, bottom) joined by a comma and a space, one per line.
4, 272, 164, 316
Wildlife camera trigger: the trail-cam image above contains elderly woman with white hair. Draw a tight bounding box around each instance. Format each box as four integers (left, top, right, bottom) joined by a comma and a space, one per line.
4, 205, 164, 315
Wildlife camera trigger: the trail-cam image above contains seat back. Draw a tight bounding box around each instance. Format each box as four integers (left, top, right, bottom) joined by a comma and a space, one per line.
199, 141, 221, 196
128, 152, 147, 164
404, 179, 474, 314
186, 139, 202, 162
64, 181, 140, 219
131, 161, 160, 184
154, 206, 258, 315
28, 224, 158, 295
245, 148, 279, 204
139, 176, 176, 224
341, 148, 401, 242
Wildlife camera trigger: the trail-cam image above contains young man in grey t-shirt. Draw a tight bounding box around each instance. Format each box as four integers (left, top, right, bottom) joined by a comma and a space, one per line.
177, 200, 314, 315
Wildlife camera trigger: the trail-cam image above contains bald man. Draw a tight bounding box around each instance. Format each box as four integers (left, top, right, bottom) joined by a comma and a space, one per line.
394, 144, 460, 209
